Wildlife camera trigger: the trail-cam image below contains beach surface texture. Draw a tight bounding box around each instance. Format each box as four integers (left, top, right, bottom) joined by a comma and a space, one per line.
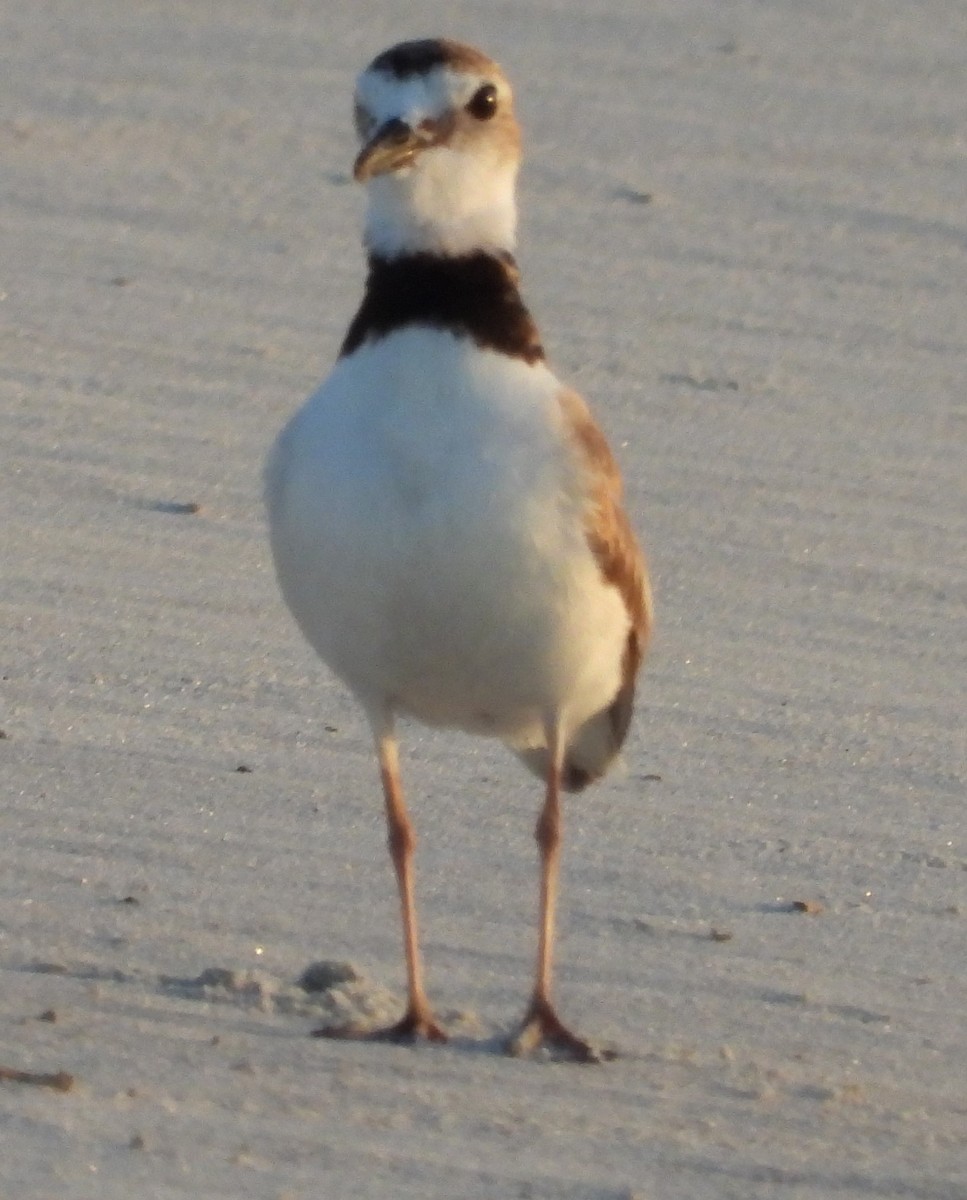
2, 3, 965, 1197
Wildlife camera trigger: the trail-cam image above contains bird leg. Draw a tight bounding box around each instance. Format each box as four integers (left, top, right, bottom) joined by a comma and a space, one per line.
314, 724, 446, 1044
508, 724, 610, 1063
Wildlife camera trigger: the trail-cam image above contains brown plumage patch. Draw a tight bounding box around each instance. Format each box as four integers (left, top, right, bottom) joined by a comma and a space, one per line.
368, 38, 502, 81
558, 387, 652, 767
340, 252, 544, 363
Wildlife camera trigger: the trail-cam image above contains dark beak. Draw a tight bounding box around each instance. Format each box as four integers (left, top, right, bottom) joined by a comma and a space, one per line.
354, 118, 425, 182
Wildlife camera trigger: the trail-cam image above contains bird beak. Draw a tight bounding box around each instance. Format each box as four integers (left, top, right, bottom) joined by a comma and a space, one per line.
353, 117, 442, 182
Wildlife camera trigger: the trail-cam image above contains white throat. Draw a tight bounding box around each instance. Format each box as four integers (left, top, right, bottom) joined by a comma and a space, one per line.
363, 149, 519, 259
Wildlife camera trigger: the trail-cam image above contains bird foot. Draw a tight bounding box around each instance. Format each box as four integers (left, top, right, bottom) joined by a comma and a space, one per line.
506, 996, 614, 1063
312, 1005, 448, 1045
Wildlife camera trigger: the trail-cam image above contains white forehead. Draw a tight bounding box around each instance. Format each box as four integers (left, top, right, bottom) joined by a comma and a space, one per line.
355, 65, 499, 127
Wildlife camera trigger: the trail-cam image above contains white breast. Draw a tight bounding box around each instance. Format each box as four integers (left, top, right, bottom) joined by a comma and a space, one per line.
265, 328, 629, 744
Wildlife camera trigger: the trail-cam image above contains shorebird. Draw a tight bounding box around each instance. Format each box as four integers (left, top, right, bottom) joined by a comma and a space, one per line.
265, 38, 651, 1061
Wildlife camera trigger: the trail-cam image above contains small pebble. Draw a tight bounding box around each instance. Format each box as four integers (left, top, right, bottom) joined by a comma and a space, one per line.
156, 500, 203, 515
299, 960, 364, 993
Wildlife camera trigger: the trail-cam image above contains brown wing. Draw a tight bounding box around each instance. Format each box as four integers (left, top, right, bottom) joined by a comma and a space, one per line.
558, 387, 653, 790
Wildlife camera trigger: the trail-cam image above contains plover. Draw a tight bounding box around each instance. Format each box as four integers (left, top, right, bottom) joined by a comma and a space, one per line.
265, 38, 651, 1061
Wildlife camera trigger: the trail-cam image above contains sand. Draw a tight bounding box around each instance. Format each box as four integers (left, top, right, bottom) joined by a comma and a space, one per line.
2, 2, 965, 1197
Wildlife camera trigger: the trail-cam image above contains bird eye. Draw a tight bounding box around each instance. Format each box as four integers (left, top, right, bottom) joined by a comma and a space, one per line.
466, 83, 498, 120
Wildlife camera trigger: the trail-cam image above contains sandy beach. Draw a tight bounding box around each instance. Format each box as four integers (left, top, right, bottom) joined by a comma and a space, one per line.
2, 2, 965, 1196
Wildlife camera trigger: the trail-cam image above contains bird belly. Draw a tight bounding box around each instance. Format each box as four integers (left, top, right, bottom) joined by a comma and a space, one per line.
265, 330, 629, 739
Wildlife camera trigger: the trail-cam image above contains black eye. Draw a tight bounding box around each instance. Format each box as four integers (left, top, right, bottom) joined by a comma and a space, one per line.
466, 83, 498, 120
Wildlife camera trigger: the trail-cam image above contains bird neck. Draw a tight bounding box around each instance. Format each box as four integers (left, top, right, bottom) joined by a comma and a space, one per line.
361, 152, 519, 259
340, 251, 544, 364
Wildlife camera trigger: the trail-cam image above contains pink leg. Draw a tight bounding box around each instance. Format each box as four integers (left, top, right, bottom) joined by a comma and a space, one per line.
508, 722, 611, 1062
314, 723, 446, 1044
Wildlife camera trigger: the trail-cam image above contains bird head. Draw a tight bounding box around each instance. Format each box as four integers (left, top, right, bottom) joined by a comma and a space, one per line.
352, 39, 522, 259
